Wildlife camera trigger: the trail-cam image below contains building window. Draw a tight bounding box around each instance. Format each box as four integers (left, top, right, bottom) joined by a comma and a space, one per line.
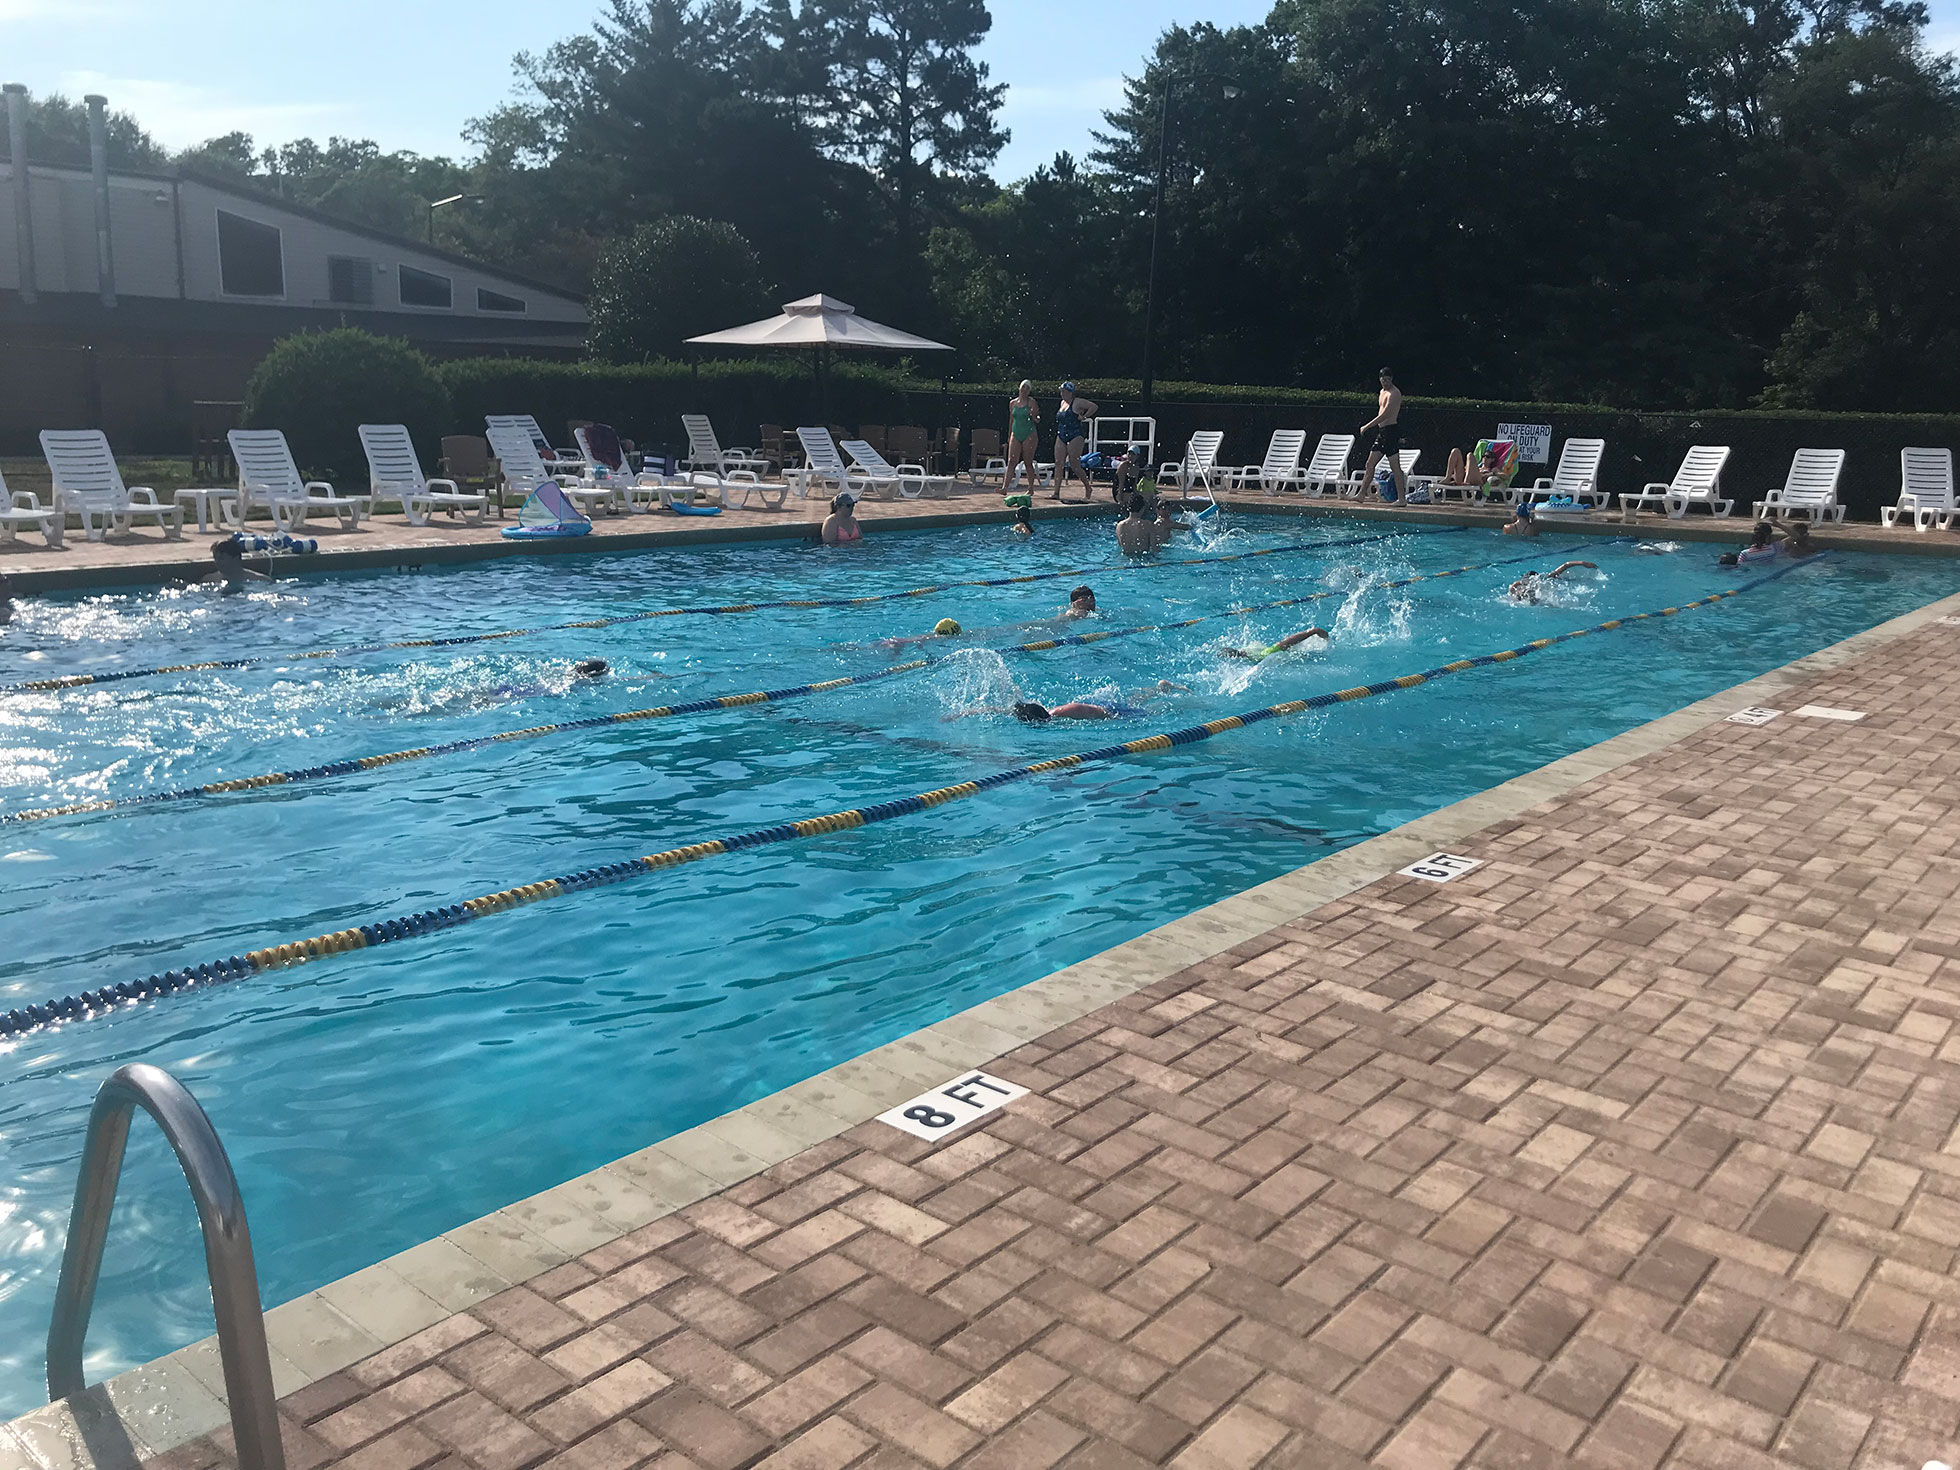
399, 265, 452, 309
216, 210, 283, 297
328, 255, 374, 305
477, 286, 526, 313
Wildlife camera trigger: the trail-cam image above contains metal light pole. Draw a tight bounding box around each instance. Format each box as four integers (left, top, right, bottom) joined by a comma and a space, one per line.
426, 192, 466, 243
1139, 77, 1240, 413
1140, 81, 1173, 414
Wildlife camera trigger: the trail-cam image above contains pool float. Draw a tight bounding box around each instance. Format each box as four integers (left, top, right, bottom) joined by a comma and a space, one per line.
501, 483, 594, 540
1534, 495, 1588, 514
668, 501, 722, 516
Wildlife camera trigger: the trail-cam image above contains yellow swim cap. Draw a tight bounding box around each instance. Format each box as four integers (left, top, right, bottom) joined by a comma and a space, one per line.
934, 618, 961, 636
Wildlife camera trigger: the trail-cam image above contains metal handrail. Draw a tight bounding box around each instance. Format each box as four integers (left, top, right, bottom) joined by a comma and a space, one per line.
47, 1064, 285, 1470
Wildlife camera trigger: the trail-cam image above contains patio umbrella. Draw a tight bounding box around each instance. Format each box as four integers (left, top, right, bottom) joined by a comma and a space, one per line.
685, 293, 954, 352
686, 294, 953, 420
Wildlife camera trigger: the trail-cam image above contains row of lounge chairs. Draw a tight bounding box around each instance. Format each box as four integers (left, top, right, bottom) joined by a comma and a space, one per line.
1170, 429, 1960, 528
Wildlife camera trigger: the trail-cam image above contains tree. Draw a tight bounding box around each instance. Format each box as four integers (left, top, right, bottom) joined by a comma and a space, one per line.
797, 0, 1007, 308
0, 90, 165, 169
587, 216, 776, 361
242, 330, 450, 482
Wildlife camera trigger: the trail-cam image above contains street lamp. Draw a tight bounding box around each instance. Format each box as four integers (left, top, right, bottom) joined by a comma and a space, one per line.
425, 193, 480, 243
1139, 77, 1248, 411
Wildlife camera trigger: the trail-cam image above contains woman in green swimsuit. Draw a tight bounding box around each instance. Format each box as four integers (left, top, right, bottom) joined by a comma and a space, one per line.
1005, 380, 1040, 494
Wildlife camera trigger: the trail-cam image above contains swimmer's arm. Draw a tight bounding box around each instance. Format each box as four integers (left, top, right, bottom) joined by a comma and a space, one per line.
1548, 561, 1597, 579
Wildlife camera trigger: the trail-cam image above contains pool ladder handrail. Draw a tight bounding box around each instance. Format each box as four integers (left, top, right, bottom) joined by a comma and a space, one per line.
46, 1063, 286, 1470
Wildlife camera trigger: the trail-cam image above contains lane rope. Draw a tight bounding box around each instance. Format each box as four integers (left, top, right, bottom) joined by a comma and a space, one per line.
0, 560, 1808, 1038
1, 542, 1602, 827
2, 527, 1463, 694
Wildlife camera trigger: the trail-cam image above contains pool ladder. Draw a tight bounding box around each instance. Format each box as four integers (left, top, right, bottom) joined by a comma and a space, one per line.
46, 1063, 286, 1470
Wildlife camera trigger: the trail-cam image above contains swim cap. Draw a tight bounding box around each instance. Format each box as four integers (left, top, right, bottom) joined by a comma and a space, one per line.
1060, 381, 1077, 394
1514, 503, 1533, 519
934, 618, 961, 636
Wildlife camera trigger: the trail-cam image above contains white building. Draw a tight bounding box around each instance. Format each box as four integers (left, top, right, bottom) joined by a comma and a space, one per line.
0, 101, 587, 449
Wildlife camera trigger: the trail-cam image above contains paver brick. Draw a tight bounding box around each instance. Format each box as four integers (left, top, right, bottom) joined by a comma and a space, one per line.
139, 622, 1960, 1470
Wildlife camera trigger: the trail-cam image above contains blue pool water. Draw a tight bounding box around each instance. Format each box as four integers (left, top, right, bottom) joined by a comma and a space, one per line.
0, 513, 1952, 1412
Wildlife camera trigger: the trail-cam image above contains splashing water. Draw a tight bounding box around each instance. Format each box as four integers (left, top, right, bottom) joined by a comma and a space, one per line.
931, 646, 1022, 719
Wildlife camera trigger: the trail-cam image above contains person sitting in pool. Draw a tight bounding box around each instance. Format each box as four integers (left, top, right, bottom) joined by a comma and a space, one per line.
1222, 627, 1330, 662
1508, 561, 1597, 603
1153, 496, 1186, 548
204, 538, 271, 591
1784, 521, 1821, 558
1116, 494, 1156, 556
822, 492, 862, 546
1729, 520, 1781, 565
1502, 503, 1538, 538
1064, 585, 1097, 617
1011, 504, 1033, 536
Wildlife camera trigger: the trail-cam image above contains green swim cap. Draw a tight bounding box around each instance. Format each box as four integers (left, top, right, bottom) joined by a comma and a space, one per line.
934, 618, 961, 636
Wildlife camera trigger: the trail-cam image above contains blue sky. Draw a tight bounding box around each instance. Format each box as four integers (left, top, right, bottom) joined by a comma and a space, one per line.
4, 0, 1958, 185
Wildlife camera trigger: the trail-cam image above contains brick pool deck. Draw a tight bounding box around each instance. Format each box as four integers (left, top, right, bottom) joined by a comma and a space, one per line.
1, 583, 1942, 1468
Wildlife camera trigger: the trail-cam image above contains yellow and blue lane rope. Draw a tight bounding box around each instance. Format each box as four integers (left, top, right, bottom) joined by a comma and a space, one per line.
1, 527, 1459, 695
0, 542, 1600, 828
0, 562, 1805, 1039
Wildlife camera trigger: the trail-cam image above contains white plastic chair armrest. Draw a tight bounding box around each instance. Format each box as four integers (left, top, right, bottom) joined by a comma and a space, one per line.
304, 481, 336, 495
1640, 482, 1669, 494
426, 477, 461, 494
128, 487, 160, 505
12, 490, 44, 511
897, 463, 927, 476
725, 470, 759, 484
1531, 477, 1554, 490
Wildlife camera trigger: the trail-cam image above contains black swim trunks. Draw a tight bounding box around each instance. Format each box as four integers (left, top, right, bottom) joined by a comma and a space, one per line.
1367, 423, 1402, 456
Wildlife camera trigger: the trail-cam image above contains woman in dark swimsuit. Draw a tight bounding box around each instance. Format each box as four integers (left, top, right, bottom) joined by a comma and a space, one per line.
1051, 382, 1099, 502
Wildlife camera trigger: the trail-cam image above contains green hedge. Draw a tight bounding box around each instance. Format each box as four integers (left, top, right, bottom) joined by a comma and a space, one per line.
433, 356, 1960, 521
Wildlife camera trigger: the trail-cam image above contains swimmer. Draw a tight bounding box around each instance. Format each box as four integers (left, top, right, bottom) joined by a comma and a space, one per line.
0, 575, 14, 626
1222, 627, 1330, 663
1011, 504, 1033, 536
1153, 496, 1185, 549
874, 618, 963, 652
822, 492, 862, 546
204, 537, 271, 591
1116, 495, 1156, 556
1065, 585, 1097, 618
1728, 521, 1780, 566
1012, 680, 1187, 722
1502, 503, 1538, 538
1784, 521, 1820, 558
1634, 541, 1681, 554
1508, 561, 1597, 604
482, 659, 613, 701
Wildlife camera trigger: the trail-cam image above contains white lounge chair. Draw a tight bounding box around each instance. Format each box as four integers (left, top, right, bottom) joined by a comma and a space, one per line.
1519, 438, 1608, 509
681, 415, 765, 478
569, 424, 666, 513
1224, 430, 1308, 493
1343, 449, 1421, 499
611, 425, 778, 511
486, 414, 583, 475
789, 429, 857, 499
1299, 434, 1355, 498
0, 463, 63, 548
1161, 431, 1225, 495
1882, 448, 1956, 531
842, 440, 945, 499
1754, 449, 1847, 524
358, 425, 488, 526
227, 430, 367, 530
485, 420, 615, 519
1618, 446, 1732, 520
39, 430, 184, 541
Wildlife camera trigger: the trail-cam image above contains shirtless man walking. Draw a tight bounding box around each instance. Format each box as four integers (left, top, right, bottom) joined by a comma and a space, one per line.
1356, 367, 1407, 503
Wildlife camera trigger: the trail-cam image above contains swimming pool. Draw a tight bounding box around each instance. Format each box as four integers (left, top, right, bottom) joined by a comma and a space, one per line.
0, 513, 1952, 1414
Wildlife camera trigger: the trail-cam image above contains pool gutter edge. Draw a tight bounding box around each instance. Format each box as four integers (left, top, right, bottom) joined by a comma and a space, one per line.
8, 583, 1960, 1470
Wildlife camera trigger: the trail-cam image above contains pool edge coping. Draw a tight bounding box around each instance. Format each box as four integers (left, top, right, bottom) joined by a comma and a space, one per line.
6, 579, 1960, 1470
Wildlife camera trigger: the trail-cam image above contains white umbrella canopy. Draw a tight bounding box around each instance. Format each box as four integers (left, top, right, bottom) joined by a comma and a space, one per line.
686, 293, 953, 352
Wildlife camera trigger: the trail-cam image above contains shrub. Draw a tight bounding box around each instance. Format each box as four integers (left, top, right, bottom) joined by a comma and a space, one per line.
586, 217, 775, 363
242, 328, 450, 484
